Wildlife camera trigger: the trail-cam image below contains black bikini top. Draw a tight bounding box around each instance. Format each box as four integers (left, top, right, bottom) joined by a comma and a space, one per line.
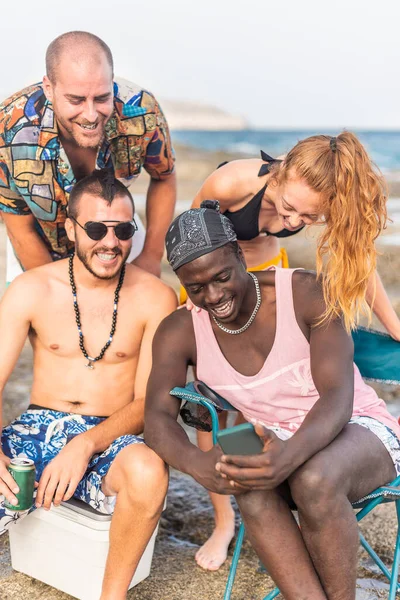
221, 150, 304, 241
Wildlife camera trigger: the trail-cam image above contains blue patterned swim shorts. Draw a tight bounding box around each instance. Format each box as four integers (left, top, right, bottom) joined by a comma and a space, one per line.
0, 407, 144, 534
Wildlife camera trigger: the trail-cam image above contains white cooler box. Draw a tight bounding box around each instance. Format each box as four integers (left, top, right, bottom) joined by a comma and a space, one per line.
9, 497, 160, 600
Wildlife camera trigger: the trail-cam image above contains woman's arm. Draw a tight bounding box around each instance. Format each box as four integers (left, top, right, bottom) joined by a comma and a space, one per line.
366, 270, 400, 341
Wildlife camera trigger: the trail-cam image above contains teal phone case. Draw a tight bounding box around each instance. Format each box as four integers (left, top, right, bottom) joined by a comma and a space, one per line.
217, 423, 264, 455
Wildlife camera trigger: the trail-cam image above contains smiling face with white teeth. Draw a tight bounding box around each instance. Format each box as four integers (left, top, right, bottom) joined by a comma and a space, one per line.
66, 191, 134, 280
43, 50, 114, 149
273, 172, 324, 231
177, 244, 257, 326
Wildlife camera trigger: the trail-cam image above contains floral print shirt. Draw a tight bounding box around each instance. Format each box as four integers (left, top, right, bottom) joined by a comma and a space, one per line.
0, 78, 175, 257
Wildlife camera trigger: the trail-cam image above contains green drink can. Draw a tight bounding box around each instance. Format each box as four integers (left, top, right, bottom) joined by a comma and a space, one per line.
4, 458, 36, 511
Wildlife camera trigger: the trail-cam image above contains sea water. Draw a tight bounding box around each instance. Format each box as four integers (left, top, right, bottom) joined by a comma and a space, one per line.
172, 129, 400, 173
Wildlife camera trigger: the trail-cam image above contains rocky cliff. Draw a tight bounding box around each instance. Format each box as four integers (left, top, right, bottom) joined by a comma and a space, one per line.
161, 98, 247, 130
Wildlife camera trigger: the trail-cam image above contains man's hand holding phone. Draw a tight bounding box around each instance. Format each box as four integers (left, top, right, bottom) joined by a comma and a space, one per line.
216, 422, 294, 491
190, 445, 241, 496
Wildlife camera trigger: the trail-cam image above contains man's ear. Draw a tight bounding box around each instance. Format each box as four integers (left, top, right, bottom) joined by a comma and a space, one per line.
42, 75, 54, 103
238, 246, 247, 270
65, 217, 76, 243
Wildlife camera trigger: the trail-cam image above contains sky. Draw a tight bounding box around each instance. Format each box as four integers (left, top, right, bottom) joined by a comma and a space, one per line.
2, 0, 400, 129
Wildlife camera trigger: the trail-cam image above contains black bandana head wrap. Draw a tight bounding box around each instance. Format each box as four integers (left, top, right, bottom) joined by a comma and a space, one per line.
166, 200, 237, 271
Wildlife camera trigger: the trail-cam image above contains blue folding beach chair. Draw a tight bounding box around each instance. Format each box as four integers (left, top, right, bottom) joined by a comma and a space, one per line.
171, 379, 400, 600
353, 327, 400, 386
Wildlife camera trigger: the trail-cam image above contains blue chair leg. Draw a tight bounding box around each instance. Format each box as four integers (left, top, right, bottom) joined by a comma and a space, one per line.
389, 501, 400, 600
359, 532, 395, 582
224, 521, 246, 600
262, 586, 280, 599
356, 492, 400, 598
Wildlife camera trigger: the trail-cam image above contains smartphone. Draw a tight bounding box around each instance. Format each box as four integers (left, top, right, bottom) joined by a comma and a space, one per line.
217, 423, 264, 455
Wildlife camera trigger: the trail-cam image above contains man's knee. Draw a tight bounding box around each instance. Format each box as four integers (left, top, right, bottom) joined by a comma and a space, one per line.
107, 444, 168, 505
236, 488, 284, 521
289, 459, 345, 517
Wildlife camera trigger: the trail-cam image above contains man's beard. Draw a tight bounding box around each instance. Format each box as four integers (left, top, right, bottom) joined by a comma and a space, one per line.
57, 116, 106, 149
74, 126, 105, 149
75, 243, 129, 280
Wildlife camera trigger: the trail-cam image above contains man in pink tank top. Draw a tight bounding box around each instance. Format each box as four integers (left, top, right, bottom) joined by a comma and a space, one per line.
145, 202, 400, 600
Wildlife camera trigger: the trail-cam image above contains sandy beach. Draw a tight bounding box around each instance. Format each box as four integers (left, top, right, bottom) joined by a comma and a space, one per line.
0, 143, 399, 599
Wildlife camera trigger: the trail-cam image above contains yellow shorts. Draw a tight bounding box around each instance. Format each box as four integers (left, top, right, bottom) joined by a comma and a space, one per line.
179, 247, 289, 305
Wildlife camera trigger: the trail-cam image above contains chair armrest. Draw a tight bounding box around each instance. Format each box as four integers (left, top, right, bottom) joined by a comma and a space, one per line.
170, 382, 229, 444
353, 476, 400, 511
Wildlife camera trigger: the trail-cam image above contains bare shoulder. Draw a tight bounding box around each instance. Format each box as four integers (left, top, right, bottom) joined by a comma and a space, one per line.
153, 304, 195, 353
124, 264, 177, 299
252, 269, 277, 295
1, 259, 67, 317
158, 303, 193, 333
292, 269, 322, 296
253, 268, 321, 298
196, 158, 262, 206
123, 264, 178, 312
4, 260, 66, 297
217, 159, 262, 189
291, 269, 326, 325
291, 270, 352, 356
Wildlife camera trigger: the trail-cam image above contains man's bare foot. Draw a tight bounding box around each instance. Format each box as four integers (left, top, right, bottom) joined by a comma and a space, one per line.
195, 520, 235, 571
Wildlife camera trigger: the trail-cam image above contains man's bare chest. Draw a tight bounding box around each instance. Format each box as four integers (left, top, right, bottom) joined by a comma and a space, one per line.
30, 296, 142, 363
212, 311, 277, 377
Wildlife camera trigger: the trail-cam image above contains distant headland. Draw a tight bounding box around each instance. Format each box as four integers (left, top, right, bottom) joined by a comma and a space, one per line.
161, 98, 247, 130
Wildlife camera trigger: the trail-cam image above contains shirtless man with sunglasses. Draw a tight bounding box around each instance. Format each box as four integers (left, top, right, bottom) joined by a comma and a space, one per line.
69, 215, 138, 242
0, 169, 177, 600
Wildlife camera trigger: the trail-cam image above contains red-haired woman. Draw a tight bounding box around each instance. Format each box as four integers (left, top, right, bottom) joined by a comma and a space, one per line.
190, 132, 400, 572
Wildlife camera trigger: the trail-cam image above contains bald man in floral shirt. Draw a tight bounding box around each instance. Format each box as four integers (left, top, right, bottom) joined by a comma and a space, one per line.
0, 31, 176, 283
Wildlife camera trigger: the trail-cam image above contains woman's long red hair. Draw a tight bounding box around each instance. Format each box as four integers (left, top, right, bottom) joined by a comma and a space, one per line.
278, 132, 388, 332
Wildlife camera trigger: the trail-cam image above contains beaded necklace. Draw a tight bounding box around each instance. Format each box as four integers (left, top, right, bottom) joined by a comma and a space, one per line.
68, 254, 126, 369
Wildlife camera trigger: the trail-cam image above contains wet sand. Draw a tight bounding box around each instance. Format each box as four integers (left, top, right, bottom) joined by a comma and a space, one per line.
0, 144, 400, 599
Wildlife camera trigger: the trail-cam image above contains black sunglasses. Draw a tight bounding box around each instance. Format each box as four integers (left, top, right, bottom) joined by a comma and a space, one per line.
70, 216, 138, 241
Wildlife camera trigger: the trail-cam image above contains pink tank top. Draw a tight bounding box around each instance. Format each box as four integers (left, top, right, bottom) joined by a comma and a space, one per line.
192, 268, 400, 436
